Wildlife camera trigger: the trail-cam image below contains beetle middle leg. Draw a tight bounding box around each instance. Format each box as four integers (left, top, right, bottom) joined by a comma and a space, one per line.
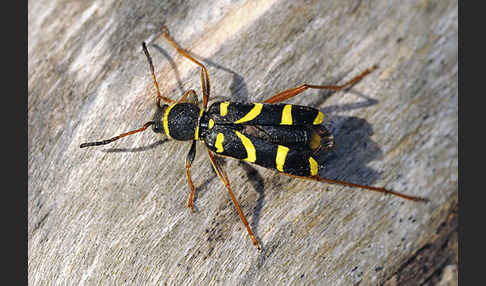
263, 65, 378, 104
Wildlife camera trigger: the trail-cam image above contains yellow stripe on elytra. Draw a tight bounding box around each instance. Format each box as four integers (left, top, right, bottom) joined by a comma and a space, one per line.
208, 119, 215, 129
163, 104, 176, 139
313, 111, 324, 125
234, 131, 256, 163
220, 102, 230, 116
275, 145, 289, 172
309, 157, 318, 176
234, 103, 263, 124
194, 108, 205, 141
281, 104, 293, 125
215, 133, 225, 153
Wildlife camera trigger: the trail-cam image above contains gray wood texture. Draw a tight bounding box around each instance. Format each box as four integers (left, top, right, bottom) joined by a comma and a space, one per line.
28, 0, 458, 285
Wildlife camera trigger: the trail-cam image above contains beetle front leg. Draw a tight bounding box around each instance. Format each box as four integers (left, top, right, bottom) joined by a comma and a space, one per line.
162, 26, 211, 109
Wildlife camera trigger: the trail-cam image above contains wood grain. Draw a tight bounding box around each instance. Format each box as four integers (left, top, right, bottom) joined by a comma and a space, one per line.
28, 0, 458, 285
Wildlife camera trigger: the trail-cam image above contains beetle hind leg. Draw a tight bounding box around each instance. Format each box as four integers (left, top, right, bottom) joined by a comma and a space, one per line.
281, 173, 427, 202
263, 65, 378, 104
206, 149, 261, 250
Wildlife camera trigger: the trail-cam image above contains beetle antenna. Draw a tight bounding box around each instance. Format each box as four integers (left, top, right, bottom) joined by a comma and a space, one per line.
80, 121, 155, 148
142, 42, 174, 106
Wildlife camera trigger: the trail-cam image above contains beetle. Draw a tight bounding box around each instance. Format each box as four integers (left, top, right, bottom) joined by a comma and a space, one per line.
80, 27, 425, 250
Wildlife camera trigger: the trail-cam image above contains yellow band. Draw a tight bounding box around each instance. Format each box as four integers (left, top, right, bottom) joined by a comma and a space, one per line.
163, 104, 176, 139
234, 103, 263, 124
235, 131, 256, 162
220, 102, 230, 116
281, 105, 293, 125
194, 108, 205, 140
313, 111, 324, 125
275, 145, 289, 172
309, 157, 318, 176
215, 133, 224, 153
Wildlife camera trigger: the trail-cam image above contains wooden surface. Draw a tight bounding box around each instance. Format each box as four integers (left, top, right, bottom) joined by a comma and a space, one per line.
28, 0, 458, 285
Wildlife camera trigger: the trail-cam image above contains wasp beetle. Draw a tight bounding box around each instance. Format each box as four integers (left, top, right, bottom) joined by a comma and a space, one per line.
80, 27, 426, 250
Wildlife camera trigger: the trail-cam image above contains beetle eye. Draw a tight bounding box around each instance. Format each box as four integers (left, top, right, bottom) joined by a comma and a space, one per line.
152, 124, 164, 133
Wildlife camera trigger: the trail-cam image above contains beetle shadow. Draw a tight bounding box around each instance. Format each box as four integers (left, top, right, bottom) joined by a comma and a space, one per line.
150, 44, 186, 95
196, 57, 250, 103
190, 174, 217, 212
102, 139, 168, 153
313, 114, 384, 188
151, 42, 250, 100
318, 90, 378, 115
237, 160, 266, 233
150, 44, 250, 103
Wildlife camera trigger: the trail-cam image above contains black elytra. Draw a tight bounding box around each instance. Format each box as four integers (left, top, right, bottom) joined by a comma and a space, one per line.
153, 99, 332, 177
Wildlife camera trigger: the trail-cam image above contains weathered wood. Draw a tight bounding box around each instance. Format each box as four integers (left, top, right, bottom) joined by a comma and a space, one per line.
28, 0, 458, 285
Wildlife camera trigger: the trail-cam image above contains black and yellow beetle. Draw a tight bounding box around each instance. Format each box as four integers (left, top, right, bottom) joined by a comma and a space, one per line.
80, 27, 425, 250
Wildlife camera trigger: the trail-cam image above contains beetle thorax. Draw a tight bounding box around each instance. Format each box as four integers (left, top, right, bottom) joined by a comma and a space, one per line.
152, 103, 200, 141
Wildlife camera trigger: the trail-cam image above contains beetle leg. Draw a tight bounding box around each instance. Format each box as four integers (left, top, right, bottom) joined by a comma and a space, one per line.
263, 65, 377, 104
162, 26, 210, 109
177, 89, 198, 104
185, 140, 197, 212
281, 173, 427, 202
206, 149, 261, 250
